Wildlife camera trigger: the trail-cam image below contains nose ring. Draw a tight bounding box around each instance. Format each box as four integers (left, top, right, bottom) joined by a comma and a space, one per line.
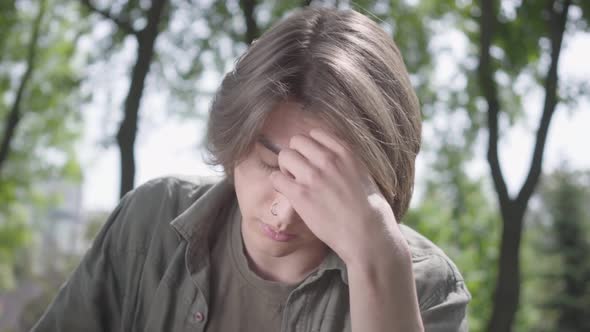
271, 202, 279, 216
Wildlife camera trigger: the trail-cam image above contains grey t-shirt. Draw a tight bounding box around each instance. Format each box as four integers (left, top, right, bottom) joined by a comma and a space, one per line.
207, 200, 296, 331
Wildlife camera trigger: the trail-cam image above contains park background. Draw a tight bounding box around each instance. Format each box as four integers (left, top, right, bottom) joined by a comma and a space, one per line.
0, 0, 589, 331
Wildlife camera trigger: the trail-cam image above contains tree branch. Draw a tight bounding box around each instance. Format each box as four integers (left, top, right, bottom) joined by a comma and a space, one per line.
115, 0, 168, 197
239, 0, 259, 45
517, 0, 571, 206
478, 0, 511, 210
80, 0, 138, 36
0, 0, 46, 176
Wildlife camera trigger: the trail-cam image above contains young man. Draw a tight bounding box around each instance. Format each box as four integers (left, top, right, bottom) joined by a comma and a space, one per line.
33, 7, 471, 332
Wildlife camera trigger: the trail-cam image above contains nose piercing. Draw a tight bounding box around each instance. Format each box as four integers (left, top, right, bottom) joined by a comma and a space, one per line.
271, 202, 279, 216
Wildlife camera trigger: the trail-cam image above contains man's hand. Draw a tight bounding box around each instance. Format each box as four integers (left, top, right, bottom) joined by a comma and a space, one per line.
269, 127, 405, 266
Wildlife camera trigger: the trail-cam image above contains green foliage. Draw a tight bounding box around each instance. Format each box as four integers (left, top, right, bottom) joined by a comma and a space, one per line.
19, 250, 82, 331
0, 211, 31, 289
524, 168, 590, 332
0, 0, 83, 290
1, 1, 587, 330
405, 146, 500, 332
400, 1, 588, 330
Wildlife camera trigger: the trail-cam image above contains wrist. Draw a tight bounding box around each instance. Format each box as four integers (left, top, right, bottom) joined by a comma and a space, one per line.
344, 229, 413, 272
347, 248, 423, 332
346, 248, 412, 283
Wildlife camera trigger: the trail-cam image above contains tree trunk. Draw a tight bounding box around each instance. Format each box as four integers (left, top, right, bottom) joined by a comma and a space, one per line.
239, 0, 259, 45
487, 206, 525, 331
116, 0, 168, 198
0, 0, 46, 176
481, 0, 571, 331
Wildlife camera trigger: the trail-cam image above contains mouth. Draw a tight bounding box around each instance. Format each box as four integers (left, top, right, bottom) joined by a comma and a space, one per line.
259, 221, 297, 242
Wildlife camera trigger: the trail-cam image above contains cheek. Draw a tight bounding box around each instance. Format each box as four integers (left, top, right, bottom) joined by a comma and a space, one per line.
234, 161, 274, 218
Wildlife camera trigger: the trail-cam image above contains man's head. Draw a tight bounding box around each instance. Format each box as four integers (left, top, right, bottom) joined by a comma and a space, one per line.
205, 7, 421, 221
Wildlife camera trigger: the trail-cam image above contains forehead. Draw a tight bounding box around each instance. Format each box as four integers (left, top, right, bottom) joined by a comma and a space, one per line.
260, 101, 331, 142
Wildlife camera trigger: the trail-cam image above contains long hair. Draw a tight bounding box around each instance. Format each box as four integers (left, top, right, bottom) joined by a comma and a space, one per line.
204, 7, 421, 221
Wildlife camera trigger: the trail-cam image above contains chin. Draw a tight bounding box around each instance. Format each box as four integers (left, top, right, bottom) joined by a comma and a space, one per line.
256, 243, 298, 258
255, 231, 300, 254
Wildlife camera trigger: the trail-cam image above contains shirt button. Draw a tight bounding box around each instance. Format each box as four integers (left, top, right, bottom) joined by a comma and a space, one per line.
194, 311, 205, 322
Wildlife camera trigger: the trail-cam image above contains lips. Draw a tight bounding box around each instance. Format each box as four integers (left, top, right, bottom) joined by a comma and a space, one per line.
259, 221, 296, 242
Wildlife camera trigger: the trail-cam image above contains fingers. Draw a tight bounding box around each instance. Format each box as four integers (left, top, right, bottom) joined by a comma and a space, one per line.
288, 134, 339, 173
277, 148, 311, 181
270, 170, 302, 203
288, 134, 325, 161
273, 128, 352, 191
308, 128, 351, 159
310, 128, 369, 181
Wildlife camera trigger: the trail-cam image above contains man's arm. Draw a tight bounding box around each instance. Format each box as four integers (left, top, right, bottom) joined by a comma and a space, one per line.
347, 243, 424, 332
31, 191, 134, 331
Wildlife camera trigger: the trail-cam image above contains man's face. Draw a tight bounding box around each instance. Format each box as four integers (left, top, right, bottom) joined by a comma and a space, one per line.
233, 101, 330, 261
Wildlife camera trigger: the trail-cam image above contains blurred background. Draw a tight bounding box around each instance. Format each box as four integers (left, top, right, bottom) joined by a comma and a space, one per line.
0, 0, 589, 331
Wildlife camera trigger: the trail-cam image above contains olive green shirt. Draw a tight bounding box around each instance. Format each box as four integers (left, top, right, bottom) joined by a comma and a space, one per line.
32, 176, 471, 332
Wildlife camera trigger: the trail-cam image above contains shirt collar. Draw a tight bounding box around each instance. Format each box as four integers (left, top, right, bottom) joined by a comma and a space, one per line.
170, 177, 234, 243
169, 176, 349, 286
317, 249, 349, 285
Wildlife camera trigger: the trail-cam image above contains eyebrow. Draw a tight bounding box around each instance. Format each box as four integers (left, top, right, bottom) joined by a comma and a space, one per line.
257, 135, 282, 155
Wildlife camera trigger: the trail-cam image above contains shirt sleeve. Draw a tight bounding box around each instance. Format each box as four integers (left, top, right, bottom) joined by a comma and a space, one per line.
31, 190, 138, 332
418, 254, 472, 332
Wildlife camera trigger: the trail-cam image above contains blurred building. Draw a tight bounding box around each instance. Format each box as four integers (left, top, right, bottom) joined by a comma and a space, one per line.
0, 178, 92, 331
33, 178, 85, 275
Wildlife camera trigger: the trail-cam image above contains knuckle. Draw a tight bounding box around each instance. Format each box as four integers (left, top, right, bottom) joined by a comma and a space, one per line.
309, 128, 320, 136
307, 168, 322, 184
278, 150, 287, 163
335, 145, 350, 157
317, 152, 337, 170
289, 135, 304, 149
293, 184, 309, 200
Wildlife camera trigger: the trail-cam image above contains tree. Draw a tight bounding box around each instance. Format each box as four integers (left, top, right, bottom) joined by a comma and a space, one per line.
405, 143, 501, 332
0, 0, 82, 289
80, 0, 170, 198
395, 0, 589, 329
78, 0, 322, 198
0, 0, 45, 175
527, 168, 590, 332
475, 1, 589, 330
47, 1, 588, 330
362, 0, 589, 330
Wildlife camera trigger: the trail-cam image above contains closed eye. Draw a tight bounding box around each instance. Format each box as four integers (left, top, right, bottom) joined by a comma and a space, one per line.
257, 159, 280, 173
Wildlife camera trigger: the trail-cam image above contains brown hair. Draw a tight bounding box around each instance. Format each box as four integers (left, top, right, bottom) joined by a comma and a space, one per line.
204, 7, 421, 221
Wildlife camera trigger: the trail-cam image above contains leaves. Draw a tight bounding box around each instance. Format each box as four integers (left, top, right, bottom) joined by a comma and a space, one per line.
0, 1, 587, 330
0, 0, 83, 290
524, 168, 590, 331
406, 144, 501, 332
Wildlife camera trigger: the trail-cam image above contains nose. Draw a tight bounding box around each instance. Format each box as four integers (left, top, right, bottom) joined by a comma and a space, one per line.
269, 195, 300, 232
